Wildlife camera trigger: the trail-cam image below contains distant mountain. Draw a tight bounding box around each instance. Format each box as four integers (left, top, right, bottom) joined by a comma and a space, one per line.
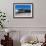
16, 9, 31, 14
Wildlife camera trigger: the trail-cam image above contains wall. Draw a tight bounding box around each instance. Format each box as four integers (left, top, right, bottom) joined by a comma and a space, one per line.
0, 30, 46, 46
0, 0, 46, 46
0, 0, 46, 27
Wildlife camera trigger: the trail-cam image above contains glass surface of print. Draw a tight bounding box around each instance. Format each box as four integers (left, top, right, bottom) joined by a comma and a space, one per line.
13, 3, 33, 18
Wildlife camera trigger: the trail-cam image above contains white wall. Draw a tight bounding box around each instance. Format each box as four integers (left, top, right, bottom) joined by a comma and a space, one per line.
0, 1, 46, 46
0, 30, 46, 46
0, 0, 46, 27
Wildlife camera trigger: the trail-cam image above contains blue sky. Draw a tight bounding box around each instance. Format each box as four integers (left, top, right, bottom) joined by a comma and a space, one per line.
15, 4, 32, 10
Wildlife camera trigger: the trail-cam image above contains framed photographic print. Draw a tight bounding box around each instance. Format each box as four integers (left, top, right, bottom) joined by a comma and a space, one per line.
13, 3, 33, 18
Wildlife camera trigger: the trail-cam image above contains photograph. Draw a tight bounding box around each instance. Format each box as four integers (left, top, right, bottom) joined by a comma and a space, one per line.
13, 3, 33, 18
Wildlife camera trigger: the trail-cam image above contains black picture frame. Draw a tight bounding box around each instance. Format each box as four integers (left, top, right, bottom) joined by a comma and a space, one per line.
13, 3, 33, 18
